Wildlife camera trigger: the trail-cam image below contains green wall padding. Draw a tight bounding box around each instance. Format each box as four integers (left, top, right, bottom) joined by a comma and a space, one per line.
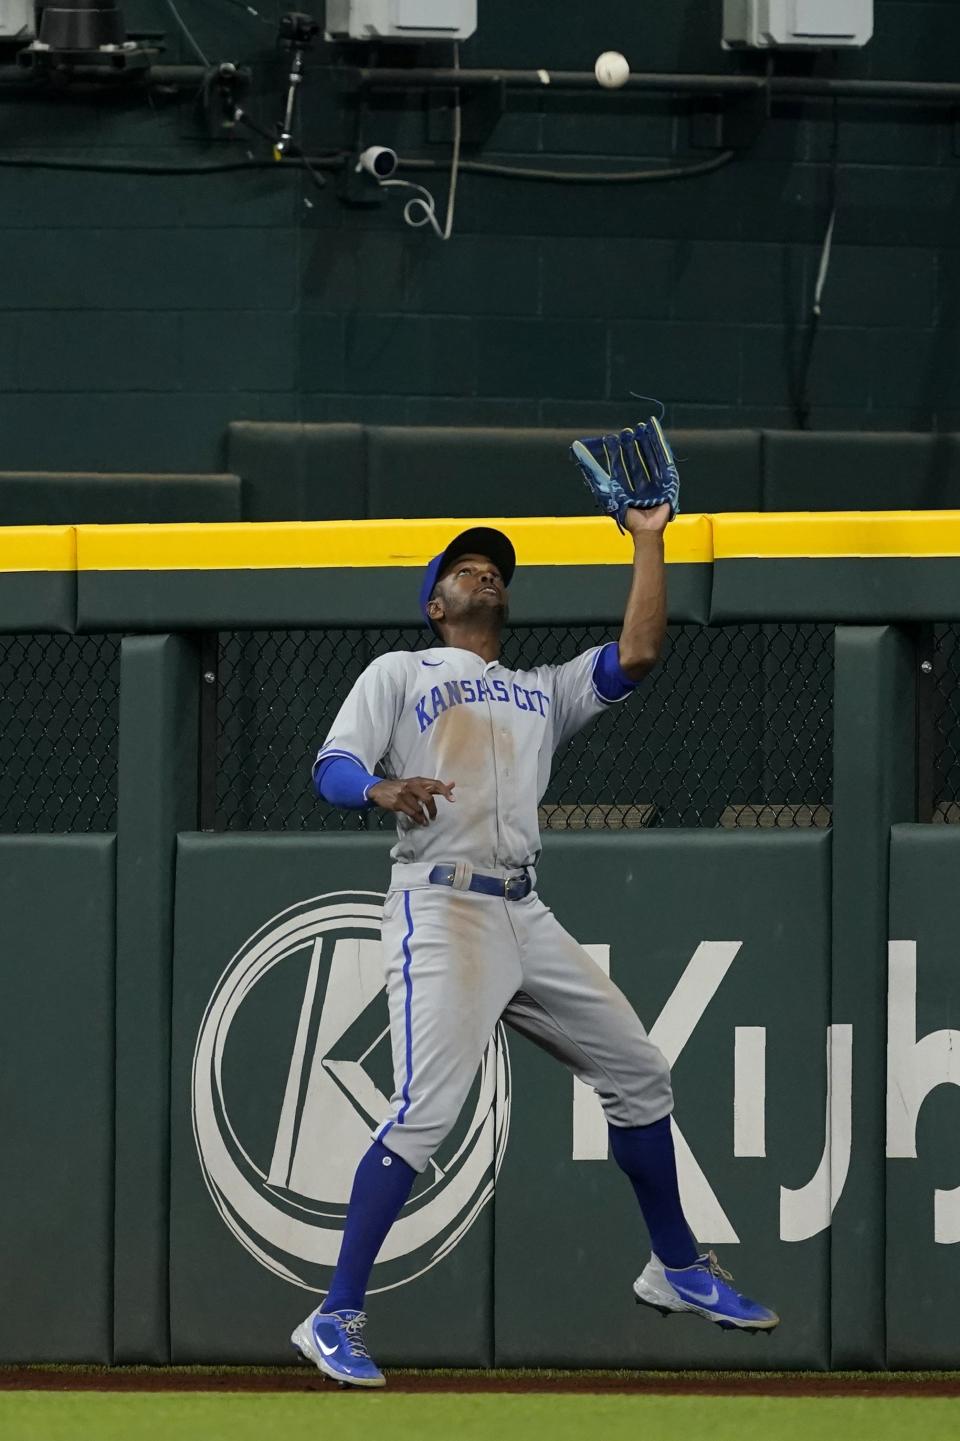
226, 423, 763, 522
0, 835, 116, 1363
495, 830, 831, 1370
227, 423, 366, 522
762, 433, 960, 512
829, 627, 916, 1367
114, 636, 200, 1363
168, 833, 493, 1367
0, 473, 242, 525
165, 829, 833, 1369
887, 825, 960, 1367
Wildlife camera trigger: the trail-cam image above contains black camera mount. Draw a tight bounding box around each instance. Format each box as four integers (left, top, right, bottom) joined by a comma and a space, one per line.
275, 10, 320, 157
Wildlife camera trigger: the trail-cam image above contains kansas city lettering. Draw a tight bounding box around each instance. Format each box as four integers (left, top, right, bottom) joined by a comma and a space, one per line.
415, 678, 551, 732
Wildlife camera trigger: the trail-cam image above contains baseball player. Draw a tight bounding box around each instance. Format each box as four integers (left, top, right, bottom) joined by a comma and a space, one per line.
292, 421, 778, 1387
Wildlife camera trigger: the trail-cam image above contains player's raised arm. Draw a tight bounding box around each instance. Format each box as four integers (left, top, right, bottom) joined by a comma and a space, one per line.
570, 415, 679, 681
617, 505, 669, 681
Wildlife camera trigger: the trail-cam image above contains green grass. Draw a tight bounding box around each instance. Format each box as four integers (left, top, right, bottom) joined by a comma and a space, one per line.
3, 1393, 960, 1441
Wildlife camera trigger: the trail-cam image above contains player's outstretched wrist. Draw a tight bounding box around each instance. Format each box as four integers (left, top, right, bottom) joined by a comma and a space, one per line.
624, 504, 671, 537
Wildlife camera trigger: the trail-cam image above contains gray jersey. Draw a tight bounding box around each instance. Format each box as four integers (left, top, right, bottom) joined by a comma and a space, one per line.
315, 644, 631, 869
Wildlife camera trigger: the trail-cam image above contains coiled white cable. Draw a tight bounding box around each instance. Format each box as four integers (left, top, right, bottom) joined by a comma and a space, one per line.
380, 42, 462, 240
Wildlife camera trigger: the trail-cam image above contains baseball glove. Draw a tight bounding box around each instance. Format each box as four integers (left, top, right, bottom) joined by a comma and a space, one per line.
570, 416, 680, 529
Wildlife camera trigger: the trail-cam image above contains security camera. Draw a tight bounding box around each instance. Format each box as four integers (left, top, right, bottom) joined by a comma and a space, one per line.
356, 146, 398, 180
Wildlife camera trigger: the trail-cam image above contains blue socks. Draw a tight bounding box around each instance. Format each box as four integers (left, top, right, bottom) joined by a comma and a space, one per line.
321, 1141, 417, 1314
609, 1117, 699, 1270
323, 1122, 695, 1313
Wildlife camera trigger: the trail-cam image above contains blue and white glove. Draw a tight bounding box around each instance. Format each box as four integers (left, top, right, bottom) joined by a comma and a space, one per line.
570, 416, 680, 529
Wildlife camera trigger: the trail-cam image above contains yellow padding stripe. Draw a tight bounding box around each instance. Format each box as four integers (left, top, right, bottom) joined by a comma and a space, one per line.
8, 513, 960, 573
75, 515, 714, 571
0, 526, 75, 572
714, 512, 960, 559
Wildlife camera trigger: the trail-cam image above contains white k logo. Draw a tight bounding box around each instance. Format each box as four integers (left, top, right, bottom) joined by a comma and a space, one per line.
269, 936, 390, 1203
572, 941, 742, 1244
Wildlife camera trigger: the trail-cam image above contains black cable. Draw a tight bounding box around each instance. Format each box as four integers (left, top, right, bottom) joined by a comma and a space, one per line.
0, 153, 345, 173
794, 99, 840, 430
398, 148, 736, 185
230, 104, 335, 194
297, 148, 331, 193
0, 145, 730, 186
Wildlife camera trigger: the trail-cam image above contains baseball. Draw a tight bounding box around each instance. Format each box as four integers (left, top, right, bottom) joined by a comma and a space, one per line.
595, 50, 630, 89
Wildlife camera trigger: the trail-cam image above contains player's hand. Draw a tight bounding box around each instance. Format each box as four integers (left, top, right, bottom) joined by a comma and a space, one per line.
623, 503, 672, 536
368, 777, 456, 826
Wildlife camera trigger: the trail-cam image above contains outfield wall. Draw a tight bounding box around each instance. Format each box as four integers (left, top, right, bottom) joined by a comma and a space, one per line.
0, 515, 958, 1370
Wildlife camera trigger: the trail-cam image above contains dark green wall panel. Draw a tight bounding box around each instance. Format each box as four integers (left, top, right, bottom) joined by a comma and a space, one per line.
227, 423, 366, 523
114, 636, 200, 1363
0, 393, 291, 474
494, 830, 831, 1369
71, 549, 960, 632
0, 473, 242, 526
671, 430, 762, 513
762, 433, 960, 512
232, 424, 761, 523
511, 564, 710, 626
830, 628, 916, 1367
169, 833, 493, 1366
711, 558, 960, 623
0, 835, 116, 1363
887, 826, 960, 1368
77, 563, 709, 631
78, 568, 426, 631
0, 571, 75, 633
168, 831, 835, 1370
367, 426, 589, 520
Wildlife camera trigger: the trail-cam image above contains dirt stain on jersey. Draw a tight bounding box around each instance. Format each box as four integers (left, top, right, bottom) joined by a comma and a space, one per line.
433, 701, 487, 774
432, 704, 490, 841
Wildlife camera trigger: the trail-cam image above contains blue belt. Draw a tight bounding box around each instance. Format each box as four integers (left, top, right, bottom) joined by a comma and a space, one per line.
428, 865, 532, 901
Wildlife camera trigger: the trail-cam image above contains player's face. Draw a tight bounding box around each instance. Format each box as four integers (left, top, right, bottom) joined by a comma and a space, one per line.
433, 553, 509, 628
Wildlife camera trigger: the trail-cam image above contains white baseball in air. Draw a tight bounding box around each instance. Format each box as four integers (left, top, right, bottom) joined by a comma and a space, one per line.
595, 51, 630, 89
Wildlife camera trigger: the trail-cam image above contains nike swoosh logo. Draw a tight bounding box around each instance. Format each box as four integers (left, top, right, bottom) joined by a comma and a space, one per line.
676, 1281, 719, 1306
421, 659, 445, 667
317, 1338, 339, 1356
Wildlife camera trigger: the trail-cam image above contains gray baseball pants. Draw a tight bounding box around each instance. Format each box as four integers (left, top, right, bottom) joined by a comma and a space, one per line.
373, 875, 673, 1173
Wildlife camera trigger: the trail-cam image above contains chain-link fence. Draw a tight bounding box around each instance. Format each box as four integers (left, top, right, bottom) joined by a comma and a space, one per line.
933, 623, 960, 822
216, 623, 834, 831
0, 634, 119, 832
18, 621, 960, 834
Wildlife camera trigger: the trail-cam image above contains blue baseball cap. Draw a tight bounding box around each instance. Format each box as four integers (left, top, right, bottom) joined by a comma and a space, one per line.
419, 526, 516, 628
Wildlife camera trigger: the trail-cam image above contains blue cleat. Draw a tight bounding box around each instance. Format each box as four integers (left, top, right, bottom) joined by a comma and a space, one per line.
291, 1307, 386, 1388
633, 1250, 779, 1333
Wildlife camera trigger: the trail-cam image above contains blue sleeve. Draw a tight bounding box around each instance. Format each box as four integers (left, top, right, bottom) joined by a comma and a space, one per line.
313, 755, 380, 810
591, 641, 641, 703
